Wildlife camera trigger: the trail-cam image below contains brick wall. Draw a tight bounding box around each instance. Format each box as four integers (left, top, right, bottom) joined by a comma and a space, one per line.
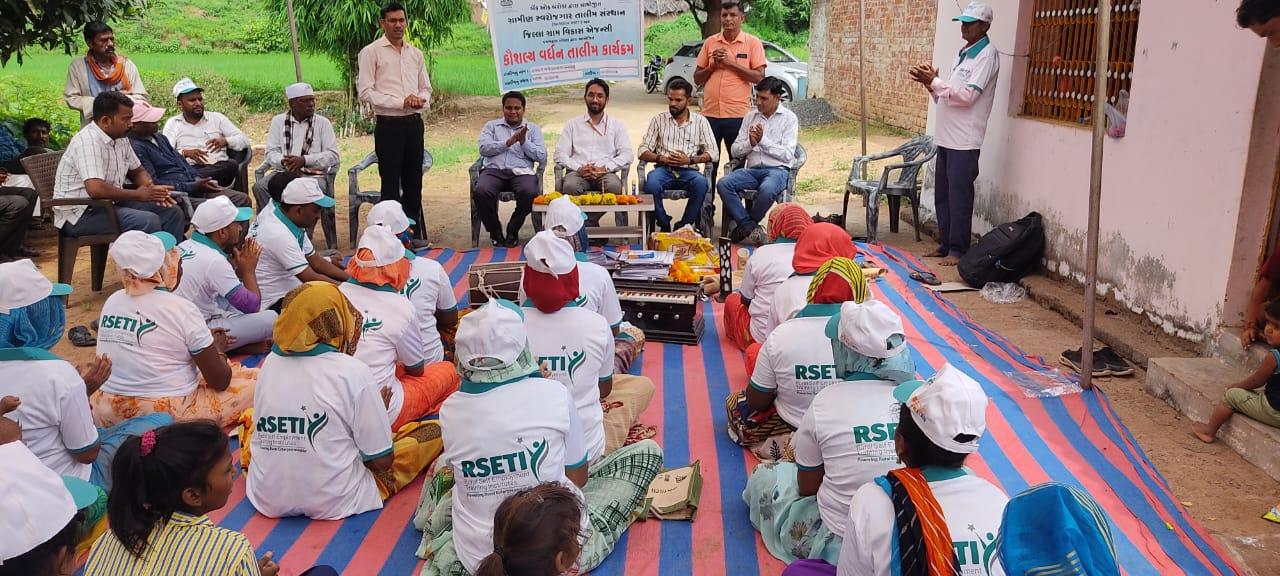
809, 0, 937, 133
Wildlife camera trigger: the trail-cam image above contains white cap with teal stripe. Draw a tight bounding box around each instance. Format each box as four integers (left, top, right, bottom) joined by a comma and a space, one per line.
954, 1, 993, 23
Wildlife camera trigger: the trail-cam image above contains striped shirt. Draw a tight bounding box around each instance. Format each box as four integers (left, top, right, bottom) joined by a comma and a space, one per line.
52, 121, 142, 228
637, 111, 719, 163
84, 511, 260, 576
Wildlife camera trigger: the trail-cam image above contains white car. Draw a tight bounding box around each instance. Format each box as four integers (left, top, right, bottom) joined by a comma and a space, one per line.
660, 40, 808, 102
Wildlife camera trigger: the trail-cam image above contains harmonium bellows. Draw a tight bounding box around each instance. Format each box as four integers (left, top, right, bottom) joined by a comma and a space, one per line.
614, 278, 704, 345
467, 261, 524, 307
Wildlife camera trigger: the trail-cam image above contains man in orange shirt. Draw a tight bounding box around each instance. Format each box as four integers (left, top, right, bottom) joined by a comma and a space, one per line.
694, 2, 767, 163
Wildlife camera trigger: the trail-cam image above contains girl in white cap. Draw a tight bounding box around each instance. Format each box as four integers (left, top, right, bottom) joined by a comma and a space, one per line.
89, 231, 257, 429
417, 299, 663, 575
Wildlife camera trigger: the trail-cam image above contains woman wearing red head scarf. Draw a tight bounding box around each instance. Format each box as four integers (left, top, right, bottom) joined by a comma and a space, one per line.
722, 204, 813, 351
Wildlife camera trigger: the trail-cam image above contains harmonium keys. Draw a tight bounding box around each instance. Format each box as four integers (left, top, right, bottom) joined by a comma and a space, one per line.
613, 279, 704, 345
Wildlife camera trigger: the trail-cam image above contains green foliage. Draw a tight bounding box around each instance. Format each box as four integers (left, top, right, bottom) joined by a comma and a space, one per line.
437, 22, 492, 56
111, 0, 287, 54
644, 13, 808, 59
0, 78, 79, 148
430, 55, 497, 97
0, 0, 146, 66
145, 68, 249, 124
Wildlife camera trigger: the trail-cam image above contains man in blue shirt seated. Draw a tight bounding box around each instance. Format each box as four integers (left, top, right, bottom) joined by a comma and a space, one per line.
474, 91, 547, 247
126, 100, 250, 207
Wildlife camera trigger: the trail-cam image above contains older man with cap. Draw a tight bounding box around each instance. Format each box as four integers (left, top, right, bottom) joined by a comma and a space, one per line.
368, 200, 458, 364
910, 1, 999, 266
257, 82, 339, 206
248, 177, 349, 311
0, 438, 104, 572
128, 100, 250, 208
163, 77, 251, 188
174, 196, 277, 354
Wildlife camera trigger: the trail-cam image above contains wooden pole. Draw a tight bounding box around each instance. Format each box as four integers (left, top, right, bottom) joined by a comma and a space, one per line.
286, 0, 304, 82
1081, 0, 1111, 390
858, 0, 869, 177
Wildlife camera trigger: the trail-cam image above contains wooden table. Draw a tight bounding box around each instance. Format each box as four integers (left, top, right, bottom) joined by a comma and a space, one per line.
533, 196, 655, 243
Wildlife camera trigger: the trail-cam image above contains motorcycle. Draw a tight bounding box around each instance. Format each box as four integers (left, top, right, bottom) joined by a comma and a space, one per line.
644, 54, 663, 94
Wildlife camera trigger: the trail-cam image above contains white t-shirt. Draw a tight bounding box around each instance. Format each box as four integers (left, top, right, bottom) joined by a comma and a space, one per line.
249, 203, 315, 309
247, 351, 393, 520
837, 472, 1009, 576
749, 314, 840, 427
403, 255, 457, 364
440, 376, 589, 574
175, 234, 243, 320
523, 302, 614, 464
98, 289, 215, 398
517, 259, 623, 328
933, 37, 1000, 151
792, 378, 901, 537
0, 357, 98, 480
766, 274, 812, 339
338, 282, 427, 424
741, 241, 797, 343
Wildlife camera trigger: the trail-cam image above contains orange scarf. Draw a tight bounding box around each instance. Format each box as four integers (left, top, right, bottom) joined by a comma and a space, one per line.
87, 54, 132, 92
884, 467, 961, 576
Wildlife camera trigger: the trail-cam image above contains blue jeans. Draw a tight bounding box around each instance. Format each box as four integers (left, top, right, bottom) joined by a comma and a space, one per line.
90, 412, 174, 491
645, 166, 709, 231
64, 200, 186, 239
934, 147, 981, 257
716, 167, 789, 228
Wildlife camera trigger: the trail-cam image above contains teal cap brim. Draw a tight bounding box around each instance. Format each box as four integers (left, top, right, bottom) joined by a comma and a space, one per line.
404, 248, 417, 260
152, 231, 178, 251
313, 196, 337, 208
234, 207, 254, 222
953, 15, 981, 22
408, 216, 417, 225
893, 379, 926, 403
49, 283, 73, 297
61, 475, 100, 510
824, 313, 840, 341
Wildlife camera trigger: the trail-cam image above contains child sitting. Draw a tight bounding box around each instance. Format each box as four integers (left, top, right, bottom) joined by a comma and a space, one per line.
475, 483, 586, 576
1193, 298, 1280, 442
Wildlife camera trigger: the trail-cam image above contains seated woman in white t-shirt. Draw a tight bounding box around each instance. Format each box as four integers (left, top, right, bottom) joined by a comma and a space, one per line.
339, 225, 460, 432
90, 231, 257, 429
246, 281, 438, 519
417, 300, 663, 576
743, 299, 916, 564
722, 203, 812, 352
728, 257, 869, 458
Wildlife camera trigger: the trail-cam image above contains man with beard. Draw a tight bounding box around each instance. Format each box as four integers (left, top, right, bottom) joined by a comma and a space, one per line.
163, 78, 251, 189
128, 101, 247, 207
64, 22, 149, 126
554, 79, 633, 227
637, 78, 718, 234
473, 91, 547, 247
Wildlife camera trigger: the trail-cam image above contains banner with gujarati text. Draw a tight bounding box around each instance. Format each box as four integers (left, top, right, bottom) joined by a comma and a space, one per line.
488, 0, 643, 92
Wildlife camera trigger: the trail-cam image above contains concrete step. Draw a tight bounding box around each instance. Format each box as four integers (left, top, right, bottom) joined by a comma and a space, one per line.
1206, 326, 1270, 372
1146, 357, 1280, 483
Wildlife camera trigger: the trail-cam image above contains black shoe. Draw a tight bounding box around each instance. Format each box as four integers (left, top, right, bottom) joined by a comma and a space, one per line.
68, 326, 96, 347
17, 246, 40, 258
728, 222, 752, 244
1059, 348, 1109, 377
503, 236, 521, 248
1096, 346, 1134, 376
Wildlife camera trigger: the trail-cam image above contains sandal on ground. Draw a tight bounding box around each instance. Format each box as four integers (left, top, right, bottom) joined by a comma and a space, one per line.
910, 271, 942, 286
68, 326, 96, 347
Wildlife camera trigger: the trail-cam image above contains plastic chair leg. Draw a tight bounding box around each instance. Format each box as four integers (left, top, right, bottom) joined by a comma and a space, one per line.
470, 197, 481, 247
58, 239, 78, 287
909, 188, 922, 242
90, 244, 109, 292
348, 201, 361, 248
865, 191, 879, 244
888, 195, 901, 233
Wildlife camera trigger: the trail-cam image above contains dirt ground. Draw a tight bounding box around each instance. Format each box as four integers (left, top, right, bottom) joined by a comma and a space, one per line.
29, 80, 1279, 574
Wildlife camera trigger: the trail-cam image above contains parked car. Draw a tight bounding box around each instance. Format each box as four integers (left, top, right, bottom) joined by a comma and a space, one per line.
660, 40, 808, 102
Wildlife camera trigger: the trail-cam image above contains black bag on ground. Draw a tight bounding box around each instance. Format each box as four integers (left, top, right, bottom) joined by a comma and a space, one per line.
957, 212, 1045, 287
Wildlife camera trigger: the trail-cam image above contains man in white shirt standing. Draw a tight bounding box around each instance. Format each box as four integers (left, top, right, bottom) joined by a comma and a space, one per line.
717, 77, 799, 245
554, 79, 633, 227
910, 1, 999, 266
358, 2, 433, 247
52, 92, 185, 240
163, 78, 251, 189
256, 82, 339, 205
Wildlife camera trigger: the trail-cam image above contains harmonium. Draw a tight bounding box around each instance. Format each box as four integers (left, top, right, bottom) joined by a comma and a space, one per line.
467, 261, 523, 307
614, 278, 704, 345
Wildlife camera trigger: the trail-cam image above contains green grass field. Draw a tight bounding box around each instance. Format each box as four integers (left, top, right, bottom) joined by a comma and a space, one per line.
1, 52, 345, 92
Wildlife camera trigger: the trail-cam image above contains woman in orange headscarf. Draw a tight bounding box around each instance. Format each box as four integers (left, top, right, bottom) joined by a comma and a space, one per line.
722, 204, 812, 351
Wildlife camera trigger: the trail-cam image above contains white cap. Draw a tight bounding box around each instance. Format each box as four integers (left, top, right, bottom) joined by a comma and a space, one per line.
367, 200, 415, 234
131, 100, 166, 123
109, 231, 171, 277
281, 177, 336, 208
893, 363, 988, 454
457, 299, 528, 371
954, 1, 994, 23
285, 82, 314, 100
354, 225, 409, 267
0, 442, 79, 562
544, 196, 586, 238
172, 77, 201, 97
191, 195, 253, 234
828, 300, 907, 359
0, 259, 71, 313
523, 230, 576, 275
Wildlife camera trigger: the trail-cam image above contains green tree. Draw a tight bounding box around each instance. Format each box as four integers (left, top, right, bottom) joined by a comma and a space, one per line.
0, 0, 146, 66
262, 0, 471, 100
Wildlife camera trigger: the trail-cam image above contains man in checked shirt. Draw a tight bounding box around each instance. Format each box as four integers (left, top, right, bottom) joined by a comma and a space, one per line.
636, 78, 718, 235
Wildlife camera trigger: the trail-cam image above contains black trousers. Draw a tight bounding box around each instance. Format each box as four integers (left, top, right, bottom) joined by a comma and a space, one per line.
0, 186, 35, 256
474, 169, 539, 241
193, 159, 239, 188
707, 116, 744, 163
374, 114, 426, 240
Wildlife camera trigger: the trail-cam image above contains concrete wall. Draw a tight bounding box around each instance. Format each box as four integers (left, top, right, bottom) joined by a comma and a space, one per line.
809, 0, 936, 133
923, 0, 1279, 340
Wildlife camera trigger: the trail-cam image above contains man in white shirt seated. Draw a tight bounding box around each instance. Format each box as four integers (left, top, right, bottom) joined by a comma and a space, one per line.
174, 196, 278, 354
554, 79, 633, 227
163, 77, 251, 189
255, 82, 339, 205
52, 91, 185, 240
248, 178, 349, 311
716, 77, 799, 245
